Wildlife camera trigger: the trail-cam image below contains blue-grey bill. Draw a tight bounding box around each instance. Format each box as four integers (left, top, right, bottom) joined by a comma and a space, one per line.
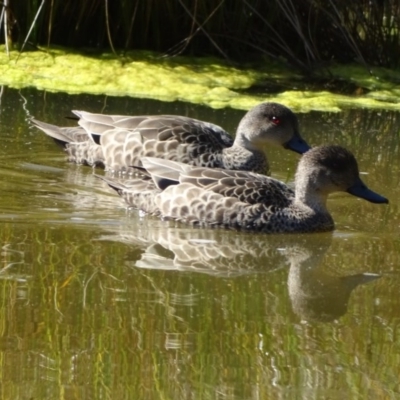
347, 178, 389, 204
284, 136, 311, 154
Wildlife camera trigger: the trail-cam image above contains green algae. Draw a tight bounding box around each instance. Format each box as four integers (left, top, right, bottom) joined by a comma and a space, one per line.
1, 46, 400, 112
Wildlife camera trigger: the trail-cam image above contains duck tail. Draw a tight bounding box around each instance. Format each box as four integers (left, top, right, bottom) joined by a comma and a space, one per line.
31, 118, 73, 148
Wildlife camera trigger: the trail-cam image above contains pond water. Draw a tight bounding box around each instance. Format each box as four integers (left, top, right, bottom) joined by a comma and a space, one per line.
0, 86, 399, 399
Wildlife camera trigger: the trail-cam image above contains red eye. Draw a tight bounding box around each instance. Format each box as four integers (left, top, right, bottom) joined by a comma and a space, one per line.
271, 116, 281, 125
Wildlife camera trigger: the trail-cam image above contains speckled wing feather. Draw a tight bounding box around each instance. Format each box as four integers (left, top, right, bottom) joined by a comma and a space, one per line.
151, 181, 269, 230
141, 157, 294, 206
65, 141, 105, 166
92, 116, 235, 173
76, 110, 232, 146
33, 113, 235, 173
179, 167, 294, 206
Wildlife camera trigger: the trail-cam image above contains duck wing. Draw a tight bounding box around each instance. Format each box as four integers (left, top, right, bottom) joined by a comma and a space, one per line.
75, 110, 232, 145
141, 157, 293, 207
75, 111, 234, 170
183, 168, 294, 207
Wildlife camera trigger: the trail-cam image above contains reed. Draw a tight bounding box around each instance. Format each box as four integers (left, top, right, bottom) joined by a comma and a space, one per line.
2, 1, 400, 71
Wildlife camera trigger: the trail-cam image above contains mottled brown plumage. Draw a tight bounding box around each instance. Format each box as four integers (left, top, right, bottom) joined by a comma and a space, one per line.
98, 145, 388, 234
31, 102, 310, 175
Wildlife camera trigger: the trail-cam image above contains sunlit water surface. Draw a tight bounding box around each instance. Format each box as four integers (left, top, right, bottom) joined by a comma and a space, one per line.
0, 87, 399, 399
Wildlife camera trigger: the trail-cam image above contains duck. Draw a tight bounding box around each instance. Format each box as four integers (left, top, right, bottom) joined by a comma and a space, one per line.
31, 102, 310, 175
97, 145, 388, 234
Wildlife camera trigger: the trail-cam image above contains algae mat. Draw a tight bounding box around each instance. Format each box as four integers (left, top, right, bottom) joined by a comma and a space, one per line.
1, 46, 400, 112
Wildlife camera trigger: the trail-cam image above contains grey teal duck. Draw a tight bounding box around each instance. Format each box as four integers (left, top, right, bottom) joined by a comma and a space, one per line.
98, 145, 388, 234
31, 102, 310, 175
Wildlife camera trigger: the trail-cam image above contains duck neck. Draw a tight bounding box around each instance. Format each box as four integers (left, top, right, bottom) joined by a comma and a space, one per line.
222, 145, 268, 174
294, 172, 329, 213
233, 129, 264, 152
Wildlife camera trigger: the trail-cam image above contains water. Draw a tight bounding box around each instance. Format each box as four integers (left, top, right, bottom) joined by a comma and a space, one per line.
0, 86, 399, 399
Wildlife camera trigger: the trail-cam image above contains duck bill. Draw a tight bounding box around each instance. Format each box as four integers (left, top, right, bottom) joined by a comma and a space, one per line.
347, 177, 389, 204
283, 134, 311, 154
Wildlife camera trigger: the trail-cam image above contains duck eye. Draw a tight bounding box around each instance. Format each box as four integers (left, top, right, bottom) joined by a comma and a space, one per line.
270, 116, 281, 125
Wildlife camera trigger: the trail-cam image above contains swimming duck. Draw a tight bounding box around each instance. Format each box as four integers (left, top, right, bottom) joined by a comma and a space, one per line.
98, 145, 388, 234
31, 102, 310, 175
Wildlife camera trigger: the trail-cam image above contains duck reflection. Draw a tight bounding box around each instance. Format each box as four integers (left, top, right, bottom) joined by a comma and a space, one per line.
99, 227, 380, 322
285, 242, 380, 322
